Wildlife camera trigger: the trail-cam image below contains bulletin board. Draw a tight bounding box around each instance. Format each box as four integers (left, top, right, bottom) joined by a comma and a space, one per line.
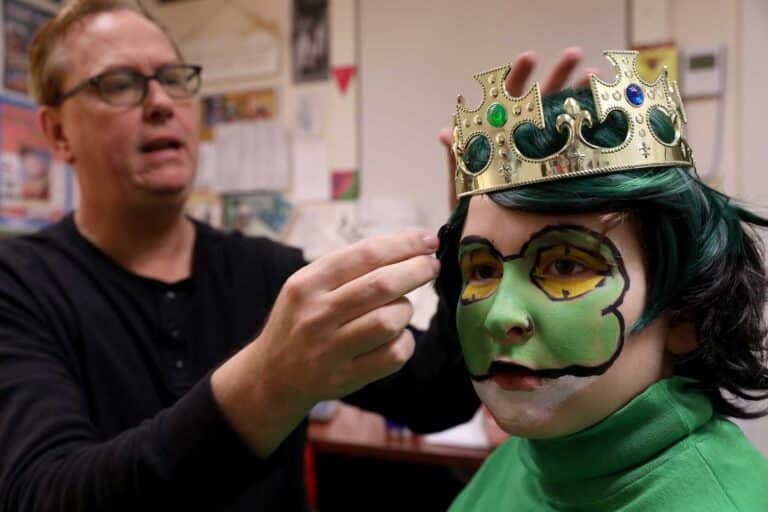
0, 95, 73, 234
172, 0, 363, 255
0, 0, 73, 235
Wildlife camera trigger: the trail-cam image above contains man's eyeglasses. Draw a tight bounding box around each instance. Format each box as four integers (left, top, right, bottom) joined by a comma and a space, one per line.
57, 64, 203, 107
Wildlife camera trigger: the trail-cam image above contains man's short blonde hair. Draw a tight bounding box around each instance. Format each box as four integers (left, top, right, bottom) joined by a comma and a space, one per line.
29, 0, 181, 106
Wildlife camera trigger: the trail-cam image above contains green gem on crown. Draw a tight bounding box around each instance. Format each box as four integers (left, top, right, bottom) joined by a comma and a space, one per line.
486, 103, 507, 127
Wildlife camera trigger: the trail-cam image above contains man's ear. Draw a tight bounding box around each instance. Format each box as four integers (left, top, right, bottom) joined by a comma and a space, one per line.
38, 106, 75, 164
665, 320, 698, 355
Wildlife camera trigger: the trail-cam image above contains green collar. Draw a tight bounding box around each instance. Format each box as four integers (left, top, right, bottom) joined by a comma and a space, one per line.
518, 377, 712, 503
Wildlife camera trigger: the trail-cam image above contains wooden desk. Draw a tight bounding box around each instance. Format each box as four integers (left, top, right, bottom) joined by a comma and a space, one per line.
308, 403, 490, 470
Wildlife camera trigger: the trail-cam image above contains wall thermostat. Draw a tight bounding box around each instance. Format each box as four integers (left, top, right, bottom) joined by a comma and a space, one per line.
678, 44, 726, 99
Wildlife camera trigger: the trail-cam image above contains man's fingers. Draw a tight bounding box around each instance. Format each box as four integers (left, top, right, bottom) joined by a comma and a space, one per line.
348, 329, 416, 386
334, 297, 413, 358
439, 127, 459, 210
574, 66, 600, 89
504, 50, 537, 97
293, 231, 439, 292
541, 47, 583, 94
439, 126, 452, 149
331, 254, 439, 325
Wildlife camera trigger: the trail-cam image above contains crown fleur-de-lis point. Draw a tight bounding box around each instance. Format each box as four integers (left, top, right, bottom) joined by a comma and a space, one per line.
639, 141, 652, 158
498, 162, 513, 182
566, 146, 587, 170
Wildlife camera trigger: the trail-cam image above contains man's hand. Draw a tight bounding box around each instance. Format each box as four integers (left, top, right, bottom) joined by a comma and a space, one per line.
212, 231, 440, 457
441, 47, 599, 210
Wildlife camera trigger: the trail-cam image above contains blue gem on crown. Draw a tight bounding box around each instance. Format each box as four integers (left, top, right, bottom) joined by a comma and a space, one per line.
625, 83, 644, 106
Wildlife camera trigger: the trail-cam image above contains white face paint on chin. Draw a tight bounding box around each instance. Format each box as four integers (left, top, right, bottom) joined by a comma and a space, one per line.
473, 375, 598, 437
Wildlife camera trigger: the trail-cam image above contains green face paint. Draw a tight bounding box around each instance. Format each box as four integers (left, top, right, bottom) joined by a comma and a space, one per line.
456, 225, 629, 378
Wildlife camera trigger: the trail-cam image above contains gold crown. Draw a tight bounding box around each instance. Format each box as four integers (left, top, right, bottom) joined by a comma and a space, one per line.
452, 50, 694, 198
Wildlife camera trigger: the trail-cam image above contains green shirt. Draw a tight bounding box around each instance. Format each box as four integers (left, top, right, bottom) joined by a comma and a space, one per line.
451, 378, 768, 511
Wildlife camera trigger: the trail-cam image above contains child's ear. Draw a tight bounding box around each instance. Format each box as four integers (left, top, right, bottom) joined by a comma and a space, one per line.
665, 321, 698, 355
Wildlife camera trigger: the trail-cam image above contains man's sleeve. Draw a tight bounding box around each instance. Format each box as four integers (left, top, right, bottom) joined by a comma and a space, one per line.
0, 269, 272, 511
342, 297, 480, 433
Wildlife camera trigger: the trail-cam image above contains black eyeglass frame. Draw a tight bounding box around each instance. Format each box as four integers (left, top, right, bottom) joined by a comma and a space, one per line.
56, 64, 203, 106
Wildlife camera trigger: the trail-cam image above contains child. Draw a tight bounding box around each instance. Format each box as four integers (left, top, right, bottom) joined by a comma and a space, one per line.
437, 50, 768, 511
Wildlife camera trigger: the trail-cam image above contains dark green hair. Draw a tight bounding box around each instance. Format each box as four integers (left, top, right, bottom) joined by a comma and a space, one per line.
435, 87, 768, 418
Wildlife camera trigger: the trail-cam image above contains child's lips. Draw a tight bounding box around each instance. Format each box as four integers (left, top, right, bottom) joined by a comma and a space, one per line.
489, 362, 543, 391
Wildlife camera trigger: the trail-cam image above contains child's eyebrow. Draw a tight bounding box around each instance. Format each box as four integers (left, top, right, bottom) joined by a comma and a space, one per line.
458, 236, 505, 260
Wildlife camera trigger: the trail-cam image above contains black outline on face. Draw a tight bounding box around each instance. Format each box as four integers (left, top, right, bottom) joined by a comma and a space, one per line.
458, 239, 504, 305
530, 241, 611, 301
458, 224, 631, 379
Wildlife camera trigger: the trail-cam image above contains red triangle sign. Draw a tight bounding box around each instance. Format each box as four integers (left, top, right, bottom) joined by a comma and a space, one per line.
333, 66, 356, 95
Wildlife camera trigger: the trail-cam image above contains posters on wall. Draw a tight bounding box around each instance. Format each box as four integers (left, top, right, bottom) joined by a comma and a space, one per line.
197, 87, 288, 192
0, 96, 72, 232
3, 0, 53, 95
292, 0, 329, 83
187, 89, 291, 236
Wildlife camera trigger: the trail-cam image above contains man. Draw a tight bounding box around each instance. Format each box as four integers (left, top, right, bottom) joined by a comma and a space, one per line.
0, 1, 481, 510
0, 1, 591, 510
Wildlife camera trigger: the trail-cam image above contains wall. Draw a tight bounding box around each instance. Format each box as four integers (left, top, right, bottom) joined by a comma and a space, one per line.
669, 0, 741, 194
736, 0, 768, 457
359, 0, 626, 231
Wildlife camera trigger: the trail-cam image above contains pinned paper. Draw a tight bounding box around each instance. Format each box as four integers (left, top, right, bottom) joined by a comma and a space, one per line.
213, 120, 289, 192
332, 65, 356, 95
292, 140, 329, 202
331, 169, 358, 200
295, 92, 324, 138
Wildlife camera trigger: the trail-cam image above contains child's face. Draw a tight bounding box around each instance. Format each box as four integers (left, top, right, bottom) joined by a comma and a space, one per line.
458, 195, 673, 438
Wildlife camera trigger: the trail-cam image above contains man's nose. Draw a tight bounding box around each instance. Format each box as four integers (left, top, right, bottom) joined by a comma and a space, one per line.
143, 79, 174, 123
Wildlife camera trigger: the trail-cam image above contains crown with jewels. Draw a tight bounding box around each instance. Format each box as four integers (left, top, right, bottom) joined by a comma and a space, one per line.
452, 50, 695, 198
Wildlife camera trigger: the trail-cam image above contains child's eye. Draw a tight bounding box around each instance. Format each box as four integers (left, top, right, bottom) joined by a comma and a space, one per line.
543, 258, 587, 277
471, 264, 501, 281
459, 249, 502, 304
532, 244, 610, 300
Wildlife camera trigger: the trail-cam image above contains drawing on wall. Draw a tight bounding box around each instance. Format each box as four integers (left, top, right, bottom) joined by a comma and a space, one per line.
222, 191, 293, 240
332, 65, 356, 95
200, 88, 276, 141
331, 169, 358, 200
292, 0, 329, 83
3, 0, 53, 94
634, 43, 678, 82
186, 189, 222, 228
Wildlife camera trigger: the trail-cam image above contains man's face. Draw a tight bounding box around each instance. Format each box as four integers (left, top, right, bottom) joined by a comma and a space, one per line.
54, 10, 198, 210
458, 196, 672, 438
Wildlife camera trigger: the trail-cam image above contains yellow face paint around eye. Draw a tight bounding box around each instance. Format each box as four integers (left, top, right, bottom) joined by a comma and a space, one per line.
460, 250, 502, 304
532, 244, 609, 300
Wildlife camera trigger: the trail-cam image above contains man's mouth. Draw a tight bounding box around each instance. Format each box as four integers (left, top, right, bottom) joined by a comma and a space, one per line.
140, 137, 183, 153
